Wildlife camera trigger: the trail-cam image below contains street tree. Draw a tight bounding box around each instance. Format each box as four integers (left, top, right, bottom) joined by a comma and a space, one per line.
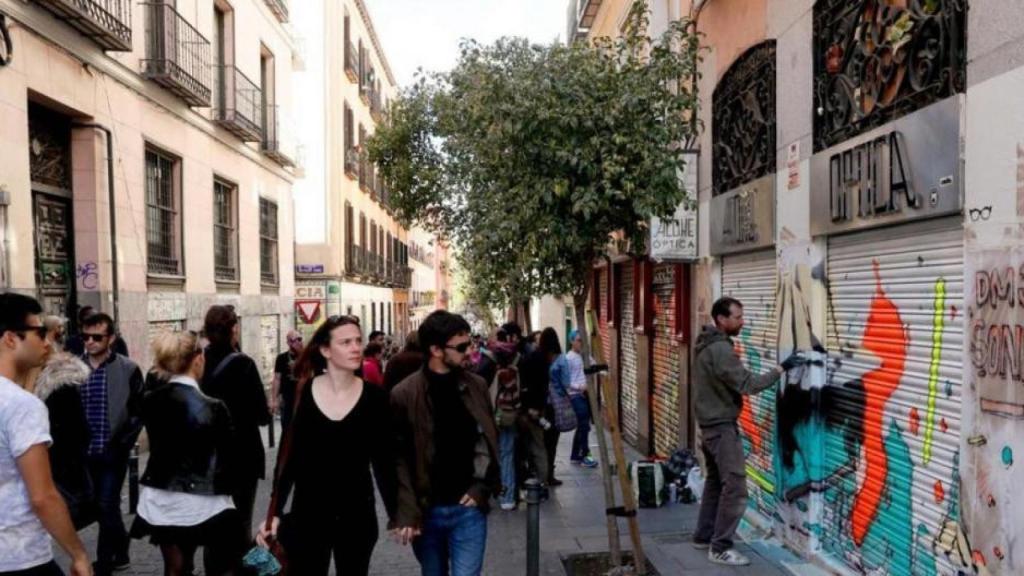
370, 0, 701, 353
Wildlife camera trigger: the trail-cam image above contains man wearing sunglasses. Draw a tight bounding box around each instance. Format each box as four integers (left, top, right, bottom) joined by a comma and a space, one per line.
271, 330, 304, 431
0, 293, 92, 576
78, 313, 143, 575
391, 310, 500, 576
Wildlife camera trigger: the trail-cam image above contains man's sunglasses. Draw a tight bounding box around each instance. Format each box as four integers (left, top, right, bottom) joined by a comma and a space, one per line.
11, 325, 48, 339
445, 342, 472, 354
82, 333, 111, 342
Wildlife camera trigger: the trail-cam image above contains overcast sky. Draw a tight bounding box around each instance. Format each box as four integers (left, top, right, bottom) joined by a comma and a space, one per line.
364, 0, 568, 88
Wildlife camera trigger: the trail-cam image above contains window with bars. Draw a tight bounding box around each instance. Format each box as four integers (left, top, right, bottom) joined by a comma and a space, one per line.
213, 179, 238, 281
146, 148, 182, 276
259, 198, 279, 285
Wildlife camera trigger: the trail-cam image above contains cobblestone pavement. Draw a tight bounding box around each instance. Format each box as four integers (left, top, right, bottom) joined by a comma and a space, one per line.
57, 422, 817, 575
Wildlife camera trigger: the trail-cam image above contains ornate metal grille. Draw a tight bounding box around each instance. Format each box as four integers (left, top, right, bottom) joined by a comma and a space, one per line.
259, 198, 278, 285
29, 105, 72, 190
213, 179, 237, 281
813, 0, 966, 152
146, 149, 181, 276
712, 41, 777, 196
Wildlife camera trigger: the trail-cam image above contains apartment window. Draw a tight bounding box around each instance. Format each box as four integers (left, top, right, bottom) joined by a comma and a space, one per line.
259, 198, 279, 285
344, 103, 356, 176
371, 301, 376, 331
345, 201, 354, 267
213, 3, 234, 112
370, 221, 377, 263
146, 148, 182, 276
260, 45, 275, 137
359, 212, 367, 247
213, 178, 238, 281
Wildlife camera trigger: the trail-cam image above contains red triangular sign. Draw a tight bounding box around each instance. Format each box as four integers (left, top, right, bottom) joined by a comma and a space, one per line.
296, 301, 321, 324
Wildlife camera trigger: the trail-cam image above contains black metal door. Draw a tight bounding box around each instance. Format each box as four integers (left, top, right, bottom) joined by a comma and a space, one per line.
33, 192, 75, 318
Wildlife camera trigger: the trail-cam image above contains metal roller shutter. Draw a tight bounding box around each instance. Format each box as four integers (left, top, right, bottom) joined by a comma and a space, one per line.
652, 264, 680, 457
620, 262, 639, 447
722, 249, 779, 519
823, 219, 963, 575
598, 267, 611, 365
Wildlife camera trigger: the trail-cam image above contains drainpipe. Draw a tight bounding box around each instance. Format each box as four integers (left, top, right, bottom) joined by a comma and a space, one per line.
73, 123, 119, 323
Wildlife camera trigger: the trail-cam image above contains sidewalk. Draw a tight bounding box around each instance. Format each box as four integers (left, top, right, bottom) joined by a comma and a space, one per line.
59, 422, 821, 575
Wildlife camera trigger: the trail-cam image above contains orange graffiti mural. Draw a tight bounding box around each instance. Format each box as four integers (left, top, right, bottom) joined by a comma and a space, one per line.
851, 261, 908, 546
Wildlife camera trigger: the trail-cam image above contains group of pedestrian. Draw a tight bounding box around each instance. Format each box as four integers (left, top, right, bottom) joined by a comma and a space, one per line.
251, 310, 499, 575
2, 287, 797, 575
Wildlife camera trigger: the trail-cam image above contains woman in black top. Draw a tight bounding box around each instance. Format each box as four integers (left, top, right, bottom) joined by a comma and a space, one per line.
257, 315, 397, 575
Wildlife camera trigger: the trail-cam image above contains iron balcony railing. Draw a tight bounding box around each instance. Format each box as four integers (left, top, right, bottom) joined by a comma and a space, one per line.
344, 41, 358, 82
35, 0, 132, 51
263, 0, 288, 23
215, 65, 263, 142
262, 105, 295, 167
141, 2, 211, 107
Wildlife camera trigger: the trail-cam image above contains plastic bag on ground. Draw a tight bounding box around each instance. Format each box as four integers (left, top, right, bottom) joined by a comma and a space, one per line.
686, 466, 704, 501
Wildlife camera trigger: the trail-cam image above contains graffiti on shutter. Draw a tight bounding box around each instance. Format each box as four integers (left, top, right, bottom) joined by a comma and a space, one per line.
805, 220, 966, 575
722, 250, 778, 519
620, 262, 639, 447
652, 264, 679, 457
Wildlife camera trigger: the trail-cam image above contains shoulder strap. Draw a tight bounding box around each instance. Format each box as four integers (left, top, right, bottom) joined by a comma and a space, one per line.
265, 374, 311, 530
211, 352, 242, 383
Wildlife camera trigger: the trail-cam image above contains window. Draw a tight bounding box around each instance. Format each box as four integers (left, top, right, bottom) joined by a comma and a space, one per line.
345, 201, 354, 269
259, 198, 279, 285
213, 178, 238, 281
260, 45, 276, 140
371, 300, 376, 330
146, 148, 182, 276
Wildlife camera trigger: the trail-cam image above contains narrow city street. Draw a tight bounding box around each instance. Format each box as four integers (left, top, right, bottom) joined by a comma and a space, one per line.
57, 423, 816, 575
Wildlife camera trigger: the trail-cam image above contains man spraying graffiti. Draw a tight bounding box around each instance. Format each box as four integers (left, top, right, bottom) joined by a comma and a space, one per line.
692, 296, 805, 566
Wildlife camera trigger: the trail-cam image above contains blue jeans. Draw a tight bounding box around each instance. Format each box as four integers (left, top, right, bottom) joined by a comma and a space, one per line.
570, 396, 592, 461
87, 451, 130, 569
412, 505, 487, 576
498, 427, 517, 506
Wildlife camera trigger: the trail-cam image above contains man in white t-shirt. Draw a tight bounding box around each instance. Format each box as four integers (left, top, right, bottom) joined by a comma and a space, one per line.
0, 293, 91, 576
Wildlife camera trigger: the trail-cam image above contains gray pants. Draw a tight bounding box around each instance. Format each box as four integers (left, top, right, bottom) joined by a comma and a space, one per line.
694, 423, 748, 554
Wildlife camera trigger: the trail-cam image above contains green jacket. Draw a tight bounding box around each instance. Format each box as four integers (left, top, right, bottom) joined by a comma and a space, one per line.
693, 325, 779, 428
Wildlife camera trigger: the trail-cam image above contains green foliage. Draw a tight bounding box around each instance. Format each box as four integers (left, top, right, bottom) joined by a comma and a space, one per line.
369, 1, 702, 309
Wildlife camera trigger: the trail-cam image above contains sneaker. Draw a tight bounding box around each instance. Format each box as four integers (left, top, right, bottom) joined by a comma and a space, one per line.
500, 502, 517, 511
580, 455, 599, 468
709, 548, 751, 566
692, 540, 710, 550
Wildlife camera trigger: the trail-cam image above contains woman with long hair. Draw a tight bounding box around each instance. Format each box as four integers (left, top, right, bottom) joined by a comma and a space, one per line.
257, 315, 397, 575
540, 328, 569, 486
131, 331, 241, 576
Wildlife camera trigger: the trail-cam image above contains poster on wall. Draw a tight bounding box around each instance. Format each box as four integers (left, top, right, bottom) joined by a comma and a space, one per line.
295, 282, 327, 341
650, 151, 698, 261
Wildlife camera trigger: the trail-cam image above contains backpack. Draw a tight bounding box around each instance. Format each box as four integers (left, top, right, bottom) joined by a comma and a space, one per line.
493, 366, 520, 428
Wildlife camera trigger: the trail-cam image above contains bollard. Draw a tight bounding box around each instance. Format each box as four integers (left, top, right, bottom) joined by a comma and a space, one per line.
525, 478, 542, 576
128, 444, 140, 514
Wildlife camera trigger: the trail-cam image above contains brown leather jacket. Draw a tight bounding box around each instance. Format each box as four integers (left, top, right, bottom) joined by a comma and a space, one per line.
390, 367, 500, 528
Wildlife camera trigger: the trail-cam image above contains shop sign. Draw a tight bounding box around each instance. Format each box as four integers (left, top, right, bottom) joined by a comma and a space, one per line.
810, 97, 962, 235
295, 284, 326, 300
650, 151, 698, 261
709, 174, 775, 256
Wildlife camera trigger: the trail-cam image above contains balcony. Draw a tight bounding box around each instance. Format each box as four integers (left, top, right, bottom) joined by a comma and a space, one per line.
35, 0, 132, 51
262, 105, 296, 167
263, 0, 288, 23
214, 65, 263, 142
344, 41, 358, 82
345, 147, 359, 178
141, 3, 211, 107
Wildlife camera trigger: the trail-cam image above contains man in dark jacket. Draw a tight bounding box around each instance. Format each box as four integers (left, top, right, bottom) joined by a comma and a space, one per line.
692, 297, 802, 567
391, 311, 500, 576
200, 305, 271, 543
79, 313, 143, 575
